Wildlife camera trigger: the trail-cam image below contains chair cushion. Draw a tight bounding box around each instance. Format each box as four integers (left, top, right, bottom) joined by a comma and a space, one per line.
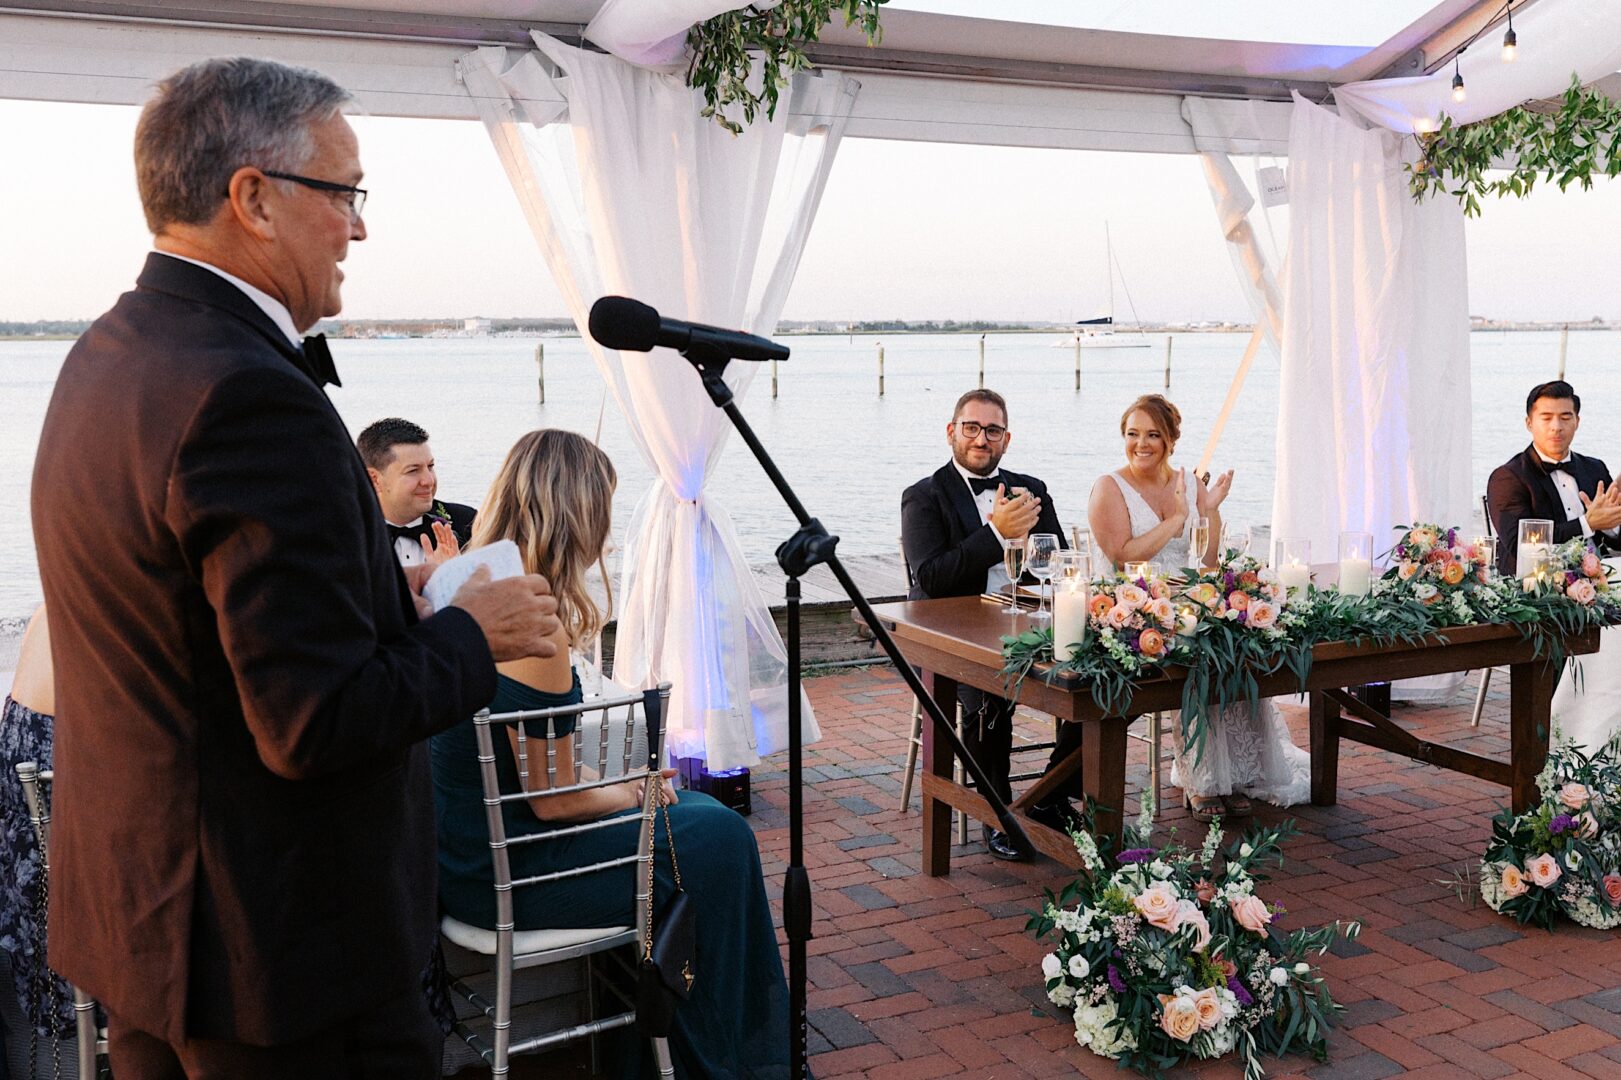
440, 915, 634, 956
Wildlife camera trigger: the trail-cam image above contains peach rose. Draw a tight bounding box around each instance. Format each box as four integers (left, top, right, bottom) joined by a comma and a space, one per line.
1398, 562, 1419, 580
1133, 882, 1180, 930
1088, 592, 1115, 620
1147, 597, 1177, 628
1584, 552, 1603, 578
1226, 590, 1249, 612
1117, 583, 1148, 610
1425, 548, 1451, 565
1171, 899, 1211, 952
1603, 874, 1621, 907
1188, 582, 1221, 609
1107, 604, 1134, 629
1138, 628, 1166, 659
1237, 570, 1260, 588
1149, 579, 1173, 601
1500, 864, 1529, 899
1568, 578, 1597, 606
1525, 853, 1563, 889
1157, 994, 1201, 1043
1559, 782, 1591, 811
1443, 562, 1466, 585
1231, 894, 1272, 935
1247, 600, 1279, 630
1410, 527, 1438, 546
1192, 986, 1223, 1030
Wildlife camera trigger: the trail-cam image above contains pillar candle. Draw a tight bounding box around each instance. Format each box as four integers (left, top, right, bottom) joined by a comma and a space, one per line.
1338, 557, 1371, 597
1053, 580, 1089, 662
1279, 561, 1311, 599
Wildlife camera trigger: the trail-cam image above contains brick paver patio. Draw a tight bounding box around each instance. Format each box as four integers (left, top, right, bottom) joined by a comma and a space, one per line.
486, 663, 1621, 1079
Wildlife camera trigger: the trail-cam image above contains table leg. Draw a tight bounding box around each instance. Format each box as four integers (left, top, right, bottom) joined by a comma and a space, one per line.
921, 670, 957, 877
1309, 691, 1340, 807
1080, 717, 1127, 848
1509, 659, 1554, 815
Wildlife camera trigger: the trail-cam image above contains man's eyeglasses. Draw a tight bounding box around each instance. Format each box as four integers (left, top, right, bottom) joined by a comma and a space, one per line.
263, 170, 367, 219
955, 421, 1007, 442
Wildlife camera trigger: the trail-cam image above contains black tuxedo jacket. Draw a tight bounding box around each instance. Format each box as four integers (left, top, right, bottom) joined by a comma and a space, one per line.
1487, 444, 1619, 575
901, 462, 1065, 600
32, 254, 497, 1045
390, 499, 477, 552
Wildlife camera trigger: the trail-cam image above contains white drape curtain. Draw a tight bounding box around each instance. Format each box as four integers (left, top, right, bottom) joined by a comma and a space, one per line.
1273, 94, 1472, 567
458, 37, 858, 769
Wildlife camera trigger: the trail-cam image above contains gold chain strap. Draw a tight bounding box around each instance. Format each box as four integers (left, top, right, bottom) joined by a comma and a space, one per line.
640, 776, 683, 961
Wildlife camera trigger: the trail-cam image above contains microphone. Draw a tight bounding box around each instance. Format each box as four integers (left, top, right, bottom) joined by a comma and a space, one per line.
588, 296, 789, 362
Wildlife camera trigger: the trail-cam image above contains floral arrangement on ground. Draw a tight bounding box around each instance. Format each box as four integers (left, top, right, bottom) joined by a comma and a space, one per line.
1030, 807, 1359, 1079
1479, 731, 1621, 930
1001, 525, 1621, 754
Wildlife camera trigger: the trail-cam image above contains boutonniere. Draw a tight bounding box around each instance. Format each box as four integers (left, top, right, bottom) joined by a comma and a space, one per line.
426, 501, 453, 528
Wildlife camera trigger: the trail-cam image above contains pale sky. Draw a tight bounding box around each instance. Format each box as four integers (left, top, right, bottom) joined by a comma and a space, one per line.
3, 96, 1620, 325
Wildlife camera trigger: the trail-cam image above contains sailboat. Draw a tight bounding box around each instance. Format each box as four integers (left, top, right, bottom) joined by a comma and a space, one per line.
1052, 223, 1152, 349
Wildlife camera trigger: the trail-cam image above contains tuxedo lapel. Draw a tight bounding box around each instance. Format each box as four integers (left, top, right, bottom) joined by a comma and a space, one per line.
936, 462, 985, 541
1522, 446, 1569, 523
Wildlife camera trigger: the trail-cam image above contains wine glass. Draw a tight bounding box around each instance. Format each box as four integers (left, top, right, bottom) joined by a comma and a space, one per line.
1069, 526, 1095, 578
1002, 542, 1026, 614
1025, 533, 1060, 624
1190, 516, 1211, 569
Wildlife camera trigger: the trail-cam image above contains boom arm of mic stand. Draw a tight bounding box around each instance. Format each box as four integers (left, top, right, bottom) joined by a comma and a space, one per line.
680, 344, 1033, 858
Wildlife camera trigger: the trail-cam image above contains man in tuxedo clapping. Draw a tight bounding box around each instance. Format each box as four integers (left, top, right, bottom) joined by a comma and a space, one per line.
359, 417, 477, 568
1488, 380, 1621, 576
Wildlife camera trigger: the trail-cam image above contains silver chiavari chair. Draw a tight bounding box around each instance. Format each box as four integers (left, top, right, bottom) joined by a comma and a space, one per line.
441, 683, 674, 1078
14, 761, 107, 1080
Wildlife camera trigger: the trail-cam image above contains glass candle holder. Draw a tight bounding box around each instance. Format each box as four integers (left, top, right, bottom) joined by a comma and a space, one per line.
1338, 531, 1373, 597
1052, 552, 1090, 662
1275, 537, 1312, 599
1517, 518, 1554, 578
1472, 536, 1497, 578
1122, 560, 1152, 582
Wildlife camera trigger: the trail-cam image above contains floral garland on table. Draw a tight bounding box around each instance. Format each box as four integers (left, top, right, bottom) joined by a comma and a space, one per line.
1000, 526, 1621, 758
1031, 806, 1359, 1079
1480, 734, 1621, 931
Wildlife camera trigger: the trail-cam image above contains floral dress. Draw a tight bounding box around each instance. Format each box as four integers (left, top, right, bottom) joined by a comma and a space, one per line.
1101, 473, 1310, 805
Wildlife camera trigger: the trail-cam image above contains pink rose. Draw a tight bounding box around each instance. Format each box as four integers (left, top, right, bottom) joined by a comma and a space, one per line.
1603, 874, 1621, 908
1584, 552, 1603, 578
1568, 578, 1598, 606
1107, 604, 1134, 629
1398, 562, 1419, 580
1157, 994, 1201, 1043
1132, 882, 1180, 930
1227, 590, 1250, 611
1171, 899, 1211, 952
1559, 782, 1591, 811
1117, 583, 1148, 610
1247, 599, 1279, 630
1500, 864, 1529, 899
1149, 580, 1173, 601
1147, 597, 1177, 628
1192, 986, 1223, 1030
1231, 894, 1272, 935
1525, 853, 1563, 889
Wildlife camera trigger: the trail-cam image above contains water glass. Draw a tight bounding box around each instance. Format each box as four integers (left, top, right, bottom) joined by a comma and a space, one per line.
1025, 533, 1060, 623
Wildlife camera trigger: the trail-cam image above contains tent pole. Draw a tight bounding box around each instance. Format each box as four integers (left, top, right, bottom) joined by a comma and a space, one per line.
1195, 323, 1266, 477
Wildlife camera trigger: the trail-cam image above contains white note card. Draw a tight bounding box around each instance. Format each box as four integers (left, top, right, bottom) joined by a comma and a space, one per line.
423, 539, 525, 613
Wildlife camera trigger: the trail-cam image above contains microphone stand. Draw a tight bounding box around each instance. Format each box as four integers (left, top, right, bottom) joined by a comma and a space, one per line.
677, 342, 1034, 1080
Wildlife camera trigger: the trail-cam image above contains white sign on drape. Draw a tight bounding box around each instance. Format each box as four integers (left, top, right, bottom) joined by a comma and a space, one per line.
458, 39, 858, 769
1273, 94, 1472, 566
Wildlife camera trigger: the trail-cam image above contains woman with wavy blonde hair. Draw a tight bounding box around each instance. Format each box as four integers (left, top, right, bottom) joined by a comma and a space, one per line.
432, 429, 789, 1078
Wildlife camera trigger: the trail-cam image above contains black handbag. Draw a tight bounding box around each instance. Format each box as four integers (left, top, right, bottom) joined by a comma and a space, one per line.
636, 780, 696, 1038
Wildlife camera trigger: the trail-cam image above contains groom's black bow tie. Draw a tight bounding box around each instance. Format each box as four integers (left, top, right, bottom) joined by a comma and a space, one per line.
300, 334, 342, 388
387, 520, 434, 547
1537, 456, 1572, 476
967, 474, 1004, 495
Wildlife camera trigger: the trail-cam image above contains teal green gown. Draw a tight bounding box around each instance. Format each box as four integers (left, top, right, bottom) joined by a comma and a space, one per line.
431, 673, 789, 1078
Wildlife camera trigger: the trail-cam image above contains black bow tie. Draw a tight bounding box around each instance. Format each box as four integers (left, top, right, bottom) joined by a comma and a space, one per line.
967, 474, 1003, 495
1538, 456, 1572, 476
387, 520, 434, 547
300, 334, 342, 388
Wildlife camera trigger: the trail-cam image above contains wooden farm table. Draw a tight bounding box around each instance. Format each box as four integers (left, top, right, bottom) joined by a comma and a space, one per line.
868, 596, 1601, 876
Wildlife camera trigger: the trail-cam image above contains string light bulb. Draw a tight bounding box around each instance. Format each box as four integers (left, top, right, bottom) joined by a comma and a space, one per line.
1451, 57, 1467, 103
1502, 7, 1518, 62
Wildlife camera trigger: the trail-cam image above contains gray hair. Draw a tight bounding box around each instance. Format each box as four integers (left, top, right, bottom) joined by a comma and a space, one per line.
135, 56, 352, 232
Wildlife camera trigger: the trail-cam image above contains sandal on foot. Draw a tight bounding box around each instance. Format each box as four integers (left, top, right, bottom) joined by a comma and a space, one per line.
1185, 793, 1223, 823
1223, 793, 1253, 817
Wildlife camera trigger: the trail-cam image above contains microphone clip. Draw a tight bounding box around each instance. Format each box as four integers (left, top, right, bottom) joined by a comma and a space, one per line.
684, 343, 737, 408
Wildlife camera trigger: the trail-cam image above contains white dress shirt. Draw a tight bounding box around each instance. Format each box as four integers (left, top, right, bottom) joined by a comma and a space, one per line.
952, 460, 1012, 592
389, 517, 429, 568
155, 251, 302, 348
1535, 449, 1617, 539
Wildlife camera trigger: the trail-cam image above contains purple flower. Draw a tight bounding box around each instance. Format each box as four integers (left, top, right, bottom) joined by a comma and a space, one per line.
1223, 571, 1237, 590
1117, 848, 1153, 864
1107, 964, 1127, 993
1446, 528, 1457, 545
1227, 976, 1254, 1007
1550, 814, 1576, 835
1567, 571, 1580, 585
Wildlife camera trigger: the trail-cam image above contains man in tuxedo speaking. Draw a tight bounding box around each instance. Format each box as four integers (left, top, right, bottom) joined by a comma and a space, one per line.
1488, 380, 1621, 576
32, 57, 559, 1077
359, 417, 477, 568
901, 389, 1085, 861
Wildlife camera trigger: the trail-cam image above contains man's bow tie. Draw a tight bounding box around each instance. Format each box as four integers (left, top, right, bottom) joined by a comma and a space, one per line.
300, 333, 342, 388
1538, 456, 1572, 476
967, 474, 1004, 495
387, 521, 433, 546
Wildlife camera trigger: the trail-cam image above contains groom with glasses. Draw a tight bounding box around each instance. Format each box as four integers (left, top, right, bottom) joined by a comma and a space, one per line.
901, 388, 1084, 861
1488, 379, 1621, 577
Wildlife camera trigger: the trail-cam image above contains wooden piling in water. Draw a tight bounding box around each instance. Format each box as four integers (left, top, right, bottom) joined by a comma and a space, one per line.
1558, 325, 1569, 380
978, 335, 985, 388
1074, 337, 1081, 392
771, 357, 779, 399
1163, 336, 1172, 390
536, 342, 545, 403
877, 342, 885, 396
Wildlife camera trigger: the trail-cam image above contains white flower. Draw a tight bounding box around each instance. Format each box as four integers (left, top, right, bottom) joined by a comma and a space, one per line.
1074, 997, 1136, 1058
1239, 843, 1254, 858
1566, 850, 1583, 871
1293, 962, 1310, 975
1150, 859, 1173, 880
1068, 954, 1090, 979
1268, 967, 1289, 986
1048, 982, 1077, 1007
1042, 953, 1063, 980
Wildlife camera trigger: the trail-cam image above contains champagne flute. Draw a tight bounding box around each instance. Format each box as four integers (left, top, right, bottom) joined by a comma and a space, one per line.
1190, 516, 1211, 569
1002, 543, 1026, 614
1026, 533, 1060, 624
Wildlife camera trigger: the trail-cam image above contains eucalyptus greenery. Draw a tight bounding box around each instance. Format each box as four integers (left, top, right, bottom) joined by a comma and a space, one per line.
1407, 74, 1621, 216
685, 1, 885, 134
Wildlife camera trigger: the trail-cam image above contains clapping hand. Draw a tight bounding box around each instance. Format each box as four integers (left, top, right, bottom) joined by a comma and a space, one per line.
1582, 480, 1621, 532
1198, 468, 1235, 512
420, 521, 461, 568
990, 484, 1042, 540
1165, 469, 1190, 532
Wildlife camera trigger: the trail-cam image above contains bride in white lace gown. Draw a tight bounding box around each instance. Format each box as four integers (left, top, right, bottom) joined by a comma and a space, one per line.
1087, 394, 1310, 821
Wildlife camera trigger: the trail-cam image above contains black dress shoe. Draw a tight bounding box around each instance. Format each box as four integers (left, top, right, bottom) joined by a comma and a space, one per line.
983, 826, 1028, 862
1027, 799, 1085, 835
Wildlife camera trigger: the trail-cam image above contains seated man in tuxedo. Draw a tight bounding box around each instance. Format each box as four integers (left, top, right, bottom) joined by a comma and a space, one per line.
901, 388, 1084, 861
1488, 380, 1621, 576
358, 417, 478, 567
